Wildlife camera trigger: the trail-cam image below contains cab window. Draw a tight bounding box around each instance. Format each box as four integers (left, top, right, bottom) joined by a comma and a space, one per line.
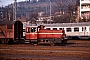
26, 27, 30, 33
30, 28, 36, 32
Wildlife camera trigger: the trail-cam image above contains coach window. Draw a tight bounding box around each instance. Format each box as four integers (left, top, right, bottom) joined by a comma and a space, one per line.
30, 28, 36, 32
66, 28, 71, 32
82, 27, 86, 31
23, 29, 25, 32
74, 27, 79, 32
59, 28, 62, 30
46, 28, 50, 30
53, 28, 57, 30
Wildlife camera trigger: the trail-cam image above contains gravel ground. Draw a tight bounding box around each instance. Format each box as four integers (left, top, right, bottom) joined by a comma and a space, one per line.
0, 40, 90, 60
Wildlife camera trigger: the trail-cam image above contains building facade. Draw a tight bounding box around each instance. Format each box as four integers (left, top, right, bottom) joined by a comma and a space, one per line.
80, 0, 90, 22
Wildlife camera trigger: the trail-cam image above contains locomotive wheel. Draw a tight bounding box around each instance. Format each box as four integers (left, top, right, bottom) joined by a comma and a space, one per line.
34, 44, 38, 46
64, 40, 67, 44
50, 43, 54, 46
8, 40, 13, 45
0, 40, 2, 44
61, 40, 65, 46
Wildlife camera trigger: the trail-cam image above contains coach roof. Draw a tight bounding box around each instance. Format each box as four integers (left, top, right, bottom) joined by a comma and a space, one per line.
0, 20, 21, 25
39, 22, 90, 27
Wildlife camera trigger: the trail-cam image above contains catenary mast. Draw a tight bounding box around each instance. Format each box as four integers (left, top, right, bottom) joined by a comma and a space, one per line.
13, 0, 17, 21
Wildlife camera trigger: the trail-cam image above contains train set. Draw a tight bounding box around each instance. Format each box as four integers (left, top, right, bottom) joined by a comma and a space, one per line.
38, 22, 90, 40
0, 20, 67, 45
0, 20, 90, 45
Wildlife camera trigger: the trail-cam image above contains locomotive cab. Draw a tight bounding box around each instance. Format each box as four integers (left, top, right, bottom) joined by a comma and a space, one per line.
25, 26, 38, 43
25, 25, 67, 45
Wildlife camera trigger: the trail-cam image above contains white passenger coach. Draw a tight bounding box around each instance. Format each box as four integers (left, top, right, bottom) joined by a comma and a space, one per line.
40, 22, 90, 39
23, 22, 90, 40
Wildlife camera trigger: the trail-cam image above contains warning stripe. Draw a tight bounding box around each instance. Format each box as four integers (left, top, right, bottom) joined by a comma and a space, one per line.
38, 33, 63, 34
26, 33, 63, 34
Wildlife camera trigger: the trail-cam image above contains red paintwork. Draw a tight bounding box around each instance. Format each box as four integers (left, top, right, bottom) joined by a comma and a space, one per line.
25, 34, 30, 39
25, 27, 38, 40
7, 29, 14, 38
0, 25, 14, 39
25, 33, 38, 40
38, 30, 63, 38
25, 26, 64, 40
29, 33, 38, 40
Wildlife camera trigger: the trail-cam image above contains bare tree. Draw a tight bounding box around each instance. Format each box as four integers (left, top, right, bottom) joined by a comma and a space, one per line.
29, 12, 38, 24
55, 0, 77, 23
53, 14, 70, 23
67, 0, 77, 23
55, 0, 64, 15
68, 3, 76, 23
76, 0, 80, 22
1, 7, 13, 21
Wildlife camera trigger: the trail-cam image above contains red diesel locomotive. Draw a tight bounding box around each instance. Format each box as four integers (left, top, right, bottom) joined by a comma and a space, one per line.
25, 25, 67, 45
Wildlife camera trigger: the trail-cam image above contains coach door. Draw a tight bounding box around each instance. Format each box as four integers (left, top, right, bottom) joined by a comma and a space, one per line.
82, 27, 87, 36
14, 21, 23, 40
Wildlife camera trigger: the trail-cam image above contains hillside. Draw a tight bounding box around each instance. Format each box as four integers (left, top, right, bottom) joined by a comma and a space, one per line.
0, 0, 77, 23
7, 0, 77, 17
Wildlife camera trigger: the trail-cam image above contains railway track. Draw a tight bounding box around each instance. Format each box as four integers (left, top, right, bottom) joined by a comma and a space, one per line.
0, 40, 90, 60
